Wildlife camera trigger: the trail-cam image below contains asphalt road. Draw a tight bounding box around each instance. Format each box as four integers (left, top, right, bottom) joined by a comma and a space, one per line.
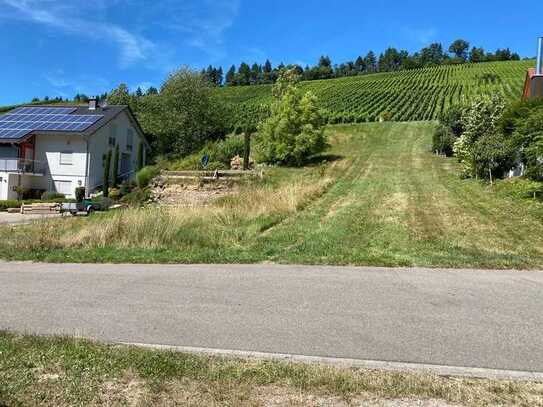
1, 262, 542, 374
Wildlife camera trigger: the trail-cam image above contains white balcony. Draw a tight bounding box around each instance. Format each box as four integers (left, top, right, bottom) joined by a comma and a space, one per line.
0, 158, 46, 175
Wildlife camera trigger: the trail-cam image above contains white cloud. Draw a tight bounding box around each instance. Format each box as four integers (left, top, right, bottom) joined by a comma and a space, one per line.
0, 0, 153, 67
0, 0, 241, 98
0, 0, 241, 69
148, 0, 241, 61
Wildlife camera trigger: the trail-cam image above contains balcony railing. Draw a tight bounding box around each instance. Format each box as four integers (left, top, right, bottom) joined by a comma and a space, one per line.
0, 158, 45, 174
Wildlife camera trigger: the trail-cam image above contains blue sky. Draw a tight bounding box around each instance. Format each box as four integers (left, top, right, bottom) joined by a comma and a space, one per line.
0, 0, 541, 105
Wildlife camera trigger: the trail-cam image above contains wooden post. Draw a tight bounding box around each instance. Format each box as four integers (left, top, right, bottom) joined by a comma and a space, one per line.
243, 132, 251, 171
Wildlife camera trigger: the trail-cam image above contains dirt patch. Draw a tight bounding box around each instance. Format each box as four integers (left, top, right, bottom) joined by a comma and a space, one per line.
256, 391, 458, 406
99, 374, 148, 406
32, 367, 63, 384
148, 382, 459, 406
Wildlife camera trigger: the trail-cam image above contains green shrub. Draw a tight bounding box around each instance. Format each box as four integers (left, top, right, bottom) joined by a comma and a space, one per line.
0, 200, 22, 211
137, 166, 160, 188
112, 144, 120, 189
103, 149, 112, 198
169, 135, 245, 171
499, 98, 543, 136
109, 188, 121, 200
432, 125, 456, 156
92, 196, 115, 210
379, 111, 393, 122
211, 135, 245, 167
494, 178, 543, 200
120, 188, 151, 206
136, 142, 144, 172
119, 180, 137, 196
41, 191, 66, 201
439, 105, 465, 137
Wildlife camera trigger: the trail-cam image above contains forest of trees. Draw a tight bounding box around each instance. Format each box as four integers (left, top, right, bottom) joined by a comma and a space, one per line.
203, 39, 521, 87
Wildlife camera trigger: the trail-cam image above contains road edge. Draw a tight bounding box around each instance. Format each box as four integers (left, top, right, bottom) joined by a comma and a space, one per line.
119, 342, 543, 382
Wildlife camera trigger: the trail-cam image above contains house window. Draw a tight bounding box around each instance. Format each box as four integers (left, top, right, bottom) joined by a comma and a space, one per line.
59, 151, 73, 165
126, 129, 134, 151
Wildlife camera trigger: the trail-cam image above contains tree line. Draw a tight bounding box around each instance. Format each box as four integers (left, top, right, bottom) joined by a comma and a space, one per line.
202, 39, 521, 87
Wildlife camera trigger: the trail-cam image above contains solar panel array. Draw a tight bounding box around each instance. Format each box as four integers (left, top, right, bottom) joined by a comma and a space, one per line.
0, 107, 104, 140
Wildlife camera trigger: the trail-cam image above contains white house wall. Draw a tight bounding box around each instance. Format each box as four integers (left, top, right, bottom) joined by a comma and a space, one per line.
87, 110, 145, 193
0, 172, 12, 200
34, 133, 88, 197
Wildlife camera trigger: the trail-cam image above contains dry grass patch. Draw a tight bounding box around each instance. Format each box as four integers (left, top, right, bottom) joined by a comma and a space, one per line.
0, 175, 334, 252
1, 333, 543, 406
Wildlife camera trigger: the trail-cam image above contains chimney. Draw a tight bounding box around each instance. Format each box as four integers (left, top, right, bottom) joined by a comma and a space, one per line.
88, 98, 98, 110
535, 37, 543, 75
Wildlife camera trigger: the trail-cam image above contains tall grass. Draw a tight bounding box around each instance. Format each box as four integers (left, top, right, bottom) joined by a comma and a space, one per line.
3, 176, 333, 252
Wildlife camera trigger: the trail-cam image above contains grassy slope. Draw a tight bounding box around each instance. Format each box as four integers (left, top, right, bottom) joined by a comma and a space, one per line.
218, 60, 533, 123
1, 122, 542, 268
1, 332, 542, 406
257, 123, 543, 268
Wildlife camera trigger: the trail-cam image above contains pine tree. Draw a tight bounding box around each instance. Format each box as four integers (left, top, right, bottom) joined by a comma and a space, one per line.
250, 63, 262, 84
238, 62, 251, 85
103, 150, 112, 198
216, 67, 224, 86
365, 51, 377, 72
225, 65, 237, 86
112, 144, 120, 189
355, 56, 366, 74
263, 60, 273, 83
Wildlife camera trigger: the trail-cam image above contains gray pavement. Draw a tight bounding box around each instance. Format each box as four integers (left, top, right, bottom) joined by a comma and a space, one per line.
1, 262, 542, 374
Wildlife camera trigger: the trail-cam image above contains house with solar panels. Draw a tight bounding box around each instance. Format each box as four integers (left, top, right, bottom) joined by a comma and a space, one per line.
0, 99, 148, 200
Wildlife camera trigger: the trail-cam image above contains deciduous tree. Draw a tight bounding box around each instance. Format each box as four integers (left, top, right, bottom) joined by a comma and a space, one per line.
449, 39, 470, 61
257, 69, 328, 166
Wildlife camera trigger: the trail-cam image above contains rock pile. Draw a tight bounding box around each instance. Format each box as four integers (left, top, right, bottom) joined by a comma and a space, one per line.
151, 178, 237, 207
230, 155, 243, 170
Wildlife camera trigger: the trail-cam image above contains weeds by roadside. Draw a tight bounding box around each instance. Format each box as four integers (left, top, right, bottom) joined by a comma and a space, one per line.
1, 332, 542, 406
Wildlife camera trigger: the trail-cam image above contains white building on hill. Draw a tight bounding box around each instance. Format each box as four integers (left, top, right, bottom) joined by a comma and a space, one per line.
0, 100, 148, 200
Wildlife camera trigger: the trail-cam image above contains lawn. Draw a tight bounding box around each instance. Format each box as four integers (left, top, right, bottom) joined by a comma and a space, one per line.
1, 122, 543, 268
1, 332, 542, 406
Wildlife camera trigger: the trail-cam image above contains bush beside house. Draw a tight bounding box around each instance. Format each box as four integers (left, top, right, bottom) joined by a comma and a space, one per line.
434, 95, 543, 191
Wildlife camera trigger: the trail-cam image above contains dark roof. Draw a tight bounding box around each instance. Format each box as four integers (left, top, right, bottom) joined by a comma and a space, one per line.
30, 104, 128, 138
0, 104, 150, 147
